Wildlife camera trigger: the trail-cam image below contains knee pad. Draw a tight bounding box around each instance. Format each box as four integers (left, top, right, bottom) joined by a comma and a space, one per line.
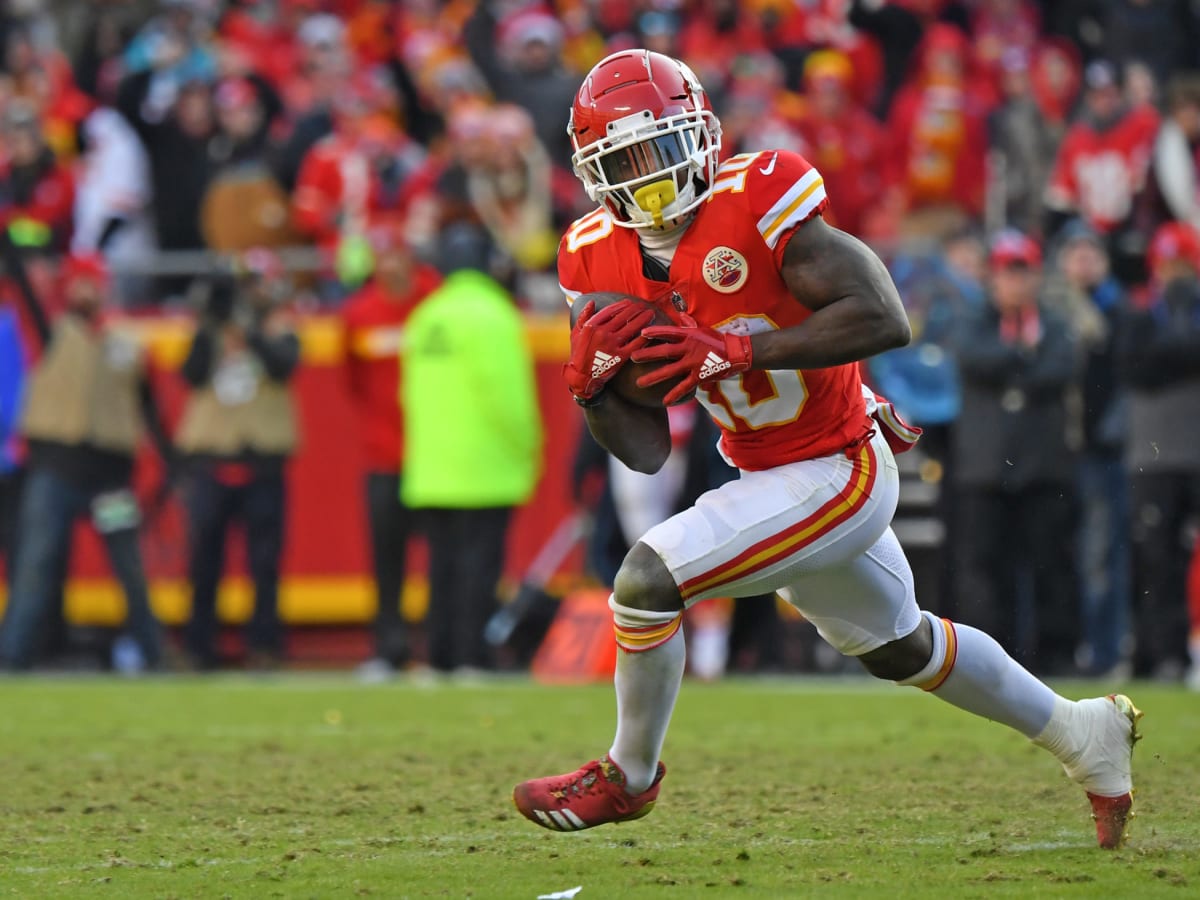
896, 610, 957, 690
609, 595, 683, 653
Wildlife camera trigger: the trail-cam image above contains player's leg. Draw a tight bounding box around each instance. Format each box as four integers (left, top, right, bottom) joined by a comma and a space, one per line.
786, 518, 1141, 849
514, 434, 894, 831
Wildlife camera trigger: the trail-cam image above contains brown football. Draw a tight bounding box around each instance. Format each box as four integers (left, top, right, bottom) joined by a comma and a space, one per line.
571, 291, 694, 407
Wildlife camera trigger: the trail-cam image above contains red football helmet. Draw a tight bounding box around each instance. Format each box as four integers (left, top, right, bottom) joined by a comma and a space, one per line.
568, 50, 722, 229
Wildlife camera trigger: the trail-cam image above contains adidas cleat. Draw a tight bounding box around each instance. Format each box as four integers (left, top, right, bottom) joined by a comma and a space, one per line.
513, 755, 665, 831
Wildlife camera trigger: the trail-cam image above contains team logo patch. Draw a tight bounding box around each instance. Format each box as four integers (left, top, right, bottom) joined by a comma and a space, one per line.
702, 246, 748, 293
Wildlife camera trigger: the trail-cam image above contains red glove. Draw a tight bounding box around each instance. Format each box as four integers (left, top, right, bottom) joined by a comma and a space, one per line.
633, 316, 753, 406
563, 299, 655, 404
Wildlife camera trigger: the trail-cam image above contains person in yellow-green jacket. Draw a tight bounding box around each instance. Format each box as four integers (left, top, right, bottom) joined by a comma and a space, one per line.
402, 225, 543, 674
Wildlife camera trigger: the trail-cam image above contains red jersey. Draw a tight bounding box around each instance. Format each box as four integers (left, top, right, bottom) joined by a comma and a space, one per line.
1046, 106, 1161, 233
557, 150, 871, 471
341, 266, 442, 471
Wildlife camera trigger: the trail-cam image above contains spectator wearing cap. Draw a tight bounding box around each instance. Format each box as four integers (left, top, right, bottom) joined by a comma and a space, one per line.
794, 50, 890, 239
1044, 220, 1131, 676
0, 254, 170, 672
175, 250, 300, 669
400, 226, 542, 674
1118, 221, 1200, 682
950, 230, 1081, 674
340, 226, 441, 678
1044, 59, 1160, 283
886, 24, 991, 239
1150, 73, 1200, 234
463, 2, 577, 168
988, 47, 1062, 236
0, 99, 75, 254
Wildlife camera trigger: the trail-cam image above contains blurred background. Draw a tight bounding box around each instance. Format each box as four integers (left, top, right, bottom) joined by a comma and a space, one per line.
0, 0, 1198, 688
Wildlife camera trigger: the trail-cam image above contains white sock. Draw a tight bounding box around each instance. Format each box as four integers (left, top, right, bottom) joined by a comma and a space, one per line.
608, 597, 686, 794
899, 611, 1059, 738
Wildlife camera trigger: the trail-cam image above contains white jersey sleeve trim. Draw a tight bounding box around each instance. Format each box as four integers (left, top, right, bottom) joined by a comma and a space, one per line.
756, 168, 826, 249
560, 284, 583, 307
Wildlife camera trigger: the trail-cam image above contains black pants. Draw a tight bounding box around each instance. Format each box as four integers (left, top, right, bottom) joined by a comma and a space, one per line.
423, 506, 512, 672
185, 467, 285, 665
1129, 471, 1200, 675
365, 472, 413, 664
953, 484, 1078, 673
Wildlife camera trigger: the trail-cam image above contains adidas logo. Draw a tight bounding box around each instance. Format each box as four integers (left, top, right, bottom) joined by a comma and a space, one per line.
698, 351, 731, 380
591, 350, 622, 378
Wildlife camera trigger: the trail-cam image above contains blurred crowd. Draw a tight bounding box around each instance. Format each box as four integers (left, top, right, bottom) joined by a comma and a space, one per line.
0, 0, 1198, 684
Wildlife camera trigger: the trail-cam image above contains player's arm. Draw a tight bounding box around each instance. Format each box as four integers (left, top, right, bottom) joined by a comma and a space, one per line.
582, 392, 671, 475
749, 215, 911, 369
566, 298, 670, 474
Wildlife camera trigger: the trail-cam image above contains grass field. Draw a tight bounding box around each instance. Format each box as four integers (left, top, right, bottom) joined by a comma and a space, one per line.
1, 675, 1197, 899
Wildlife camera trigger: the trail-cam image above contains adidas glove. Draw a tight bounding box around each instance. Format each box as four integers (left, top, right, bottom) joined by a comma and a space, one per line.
563, 299, 656, 405
633, 316, 753, 406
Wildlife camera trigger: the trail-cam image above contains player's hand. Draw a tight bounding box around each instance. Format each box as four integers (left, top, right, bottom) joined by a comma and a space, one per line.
563, 299, 656, 404
633, 316, 753, 406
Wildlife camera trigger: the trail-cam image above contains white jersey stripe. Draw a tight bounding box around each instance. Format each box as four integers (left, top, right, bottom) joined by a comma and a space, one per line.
756, 169, 826, 249
561, 283, 583, 306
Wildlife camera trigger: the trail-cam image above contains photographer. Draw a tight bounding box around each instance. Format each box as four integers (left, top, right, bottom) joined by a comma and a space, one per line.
175, 250, 300, 670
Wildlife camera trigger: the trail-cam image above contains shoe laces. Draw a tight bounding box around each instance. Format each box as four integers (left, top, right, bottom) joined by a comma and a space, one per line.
549, 757, 623, 805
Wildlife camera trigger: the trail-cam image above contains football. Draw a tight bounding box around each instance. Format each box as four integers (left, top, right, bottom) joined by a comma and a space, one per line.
571, 291, 694, 407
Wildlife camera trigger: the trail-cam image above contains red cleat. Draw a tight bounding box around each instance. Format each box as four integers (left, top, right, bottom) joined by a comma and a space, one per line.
513, 756, 665, 831
1088, 791, 1134, 850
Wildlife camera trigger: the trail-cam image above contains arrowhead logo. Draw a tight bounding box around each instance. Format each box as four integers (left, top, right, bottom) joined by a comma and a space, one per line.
698, 351, 731, 381
591, 350, 622, 378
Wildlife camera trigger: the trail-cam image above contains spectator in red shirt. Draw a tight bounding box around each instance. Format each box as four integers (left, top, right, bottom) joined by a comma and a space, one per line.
887, 24, 991, 238
340, 225, 441, 677
1045, 60, 1160, 283
795, 49, 890, 238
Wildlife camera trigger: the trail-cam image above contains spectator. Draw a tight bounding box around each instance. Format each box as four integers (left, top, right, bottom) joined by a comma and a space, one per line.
72, 106, 156, 305
794, 50, 890, 239
1044, 221, 1131, 676
291, 73, 430, 271
0, 99, 75, 254
1100, 0, 1199, 90
1045, 60, 1160, 283
0, 254, 167, 672
175, 252, 300, 669
1119, 221, 1200, 681
122, 0, 216, 86
951, 230, 1080, 674
401, 226, 542, 674
200, 75, 293, 253
436, 103, 578, 311
1151, 73, 1200, 233
886, 24, 991, 238
117, 73, 215, 260
989, 48, 1061, 236
464, 3, 577, 168
340, 226, 441, 678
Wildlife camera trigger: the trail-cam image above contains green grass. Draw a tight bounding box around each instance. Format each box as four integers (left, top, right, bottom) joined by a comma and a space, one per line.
0, 676, 1197, 899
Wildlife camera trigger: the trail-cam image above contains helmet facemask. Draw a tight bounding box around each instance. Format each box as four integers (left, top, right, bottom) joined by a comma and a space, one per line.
571, 106, 722, 230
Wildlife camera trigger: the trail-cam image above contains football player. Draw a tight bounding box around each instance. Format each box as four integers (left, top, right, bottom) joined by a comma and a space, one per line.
513, 50, 1141, 849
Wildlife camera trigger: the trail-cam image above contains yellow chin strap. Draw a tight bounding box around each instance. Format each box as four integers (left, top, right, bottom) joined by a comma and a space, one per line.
633, 180, 677, 227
